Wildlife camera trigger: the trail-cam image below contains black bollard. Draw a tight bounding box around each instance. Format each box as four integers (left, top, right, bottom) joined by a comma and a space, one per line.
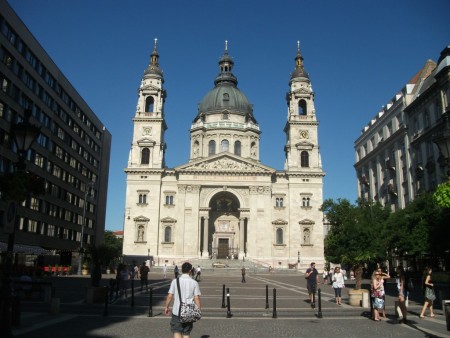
221, 284, 226, 308
131, 279, 135, 307
103, 286, 109, 316
272, 288, 277, 318
148, 287, 153, 317
265, 285, 269, 309
226, 288, 232, 318
317, 288, 323, 318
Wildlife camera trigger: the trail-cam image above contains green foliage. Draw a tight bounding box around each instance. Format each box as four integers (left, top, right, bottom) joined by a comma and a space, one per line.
321, 198, 390, 268
433, 182, 450, 208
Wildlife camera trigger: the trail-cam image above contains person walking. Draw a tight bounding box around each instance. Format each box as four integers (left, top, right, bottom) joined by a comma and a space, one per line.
332, 266, 345, 305
419, 266, 436, 318
305, 262, 319, 308
396, 265, 408, 323
174, 265, 179, 279
165, 262, 202, 338
163, 264, 168, 278
322, 268, 328, 284
241, 266, 246, 283
195, 266, 201, 281
140, 262, 150, 292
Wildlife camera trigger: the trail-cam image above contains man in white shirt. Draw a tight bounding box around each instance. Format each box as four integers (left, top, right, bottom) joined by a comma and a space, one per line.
165, 262, 202, 338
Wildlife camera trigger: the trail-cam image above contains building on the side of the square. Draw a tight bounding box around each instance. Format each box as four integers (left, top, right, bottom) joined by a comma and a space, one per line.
122, 41, 326, 269
354, 46, 450, 210
0, 0, 111, 266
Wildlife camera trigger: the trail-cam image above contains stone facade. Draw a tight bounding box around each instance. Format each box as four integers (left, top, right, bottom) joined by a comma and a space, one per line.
123, 41, 325, 269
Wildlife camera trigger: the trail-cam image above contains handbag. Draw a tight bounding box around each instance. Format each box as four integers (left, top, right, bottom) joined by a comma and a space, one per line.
176, 277, 201, 323
425, 287, 436, 301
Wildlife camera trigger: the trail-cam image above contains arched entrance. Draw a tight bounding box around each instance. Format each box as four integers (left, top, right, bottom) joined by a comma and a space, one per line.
208, 192, 240, 259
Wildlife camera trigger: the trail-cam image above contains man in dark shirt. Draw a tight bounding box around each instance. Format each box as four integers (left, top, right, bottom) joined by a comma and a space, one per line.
139, 262, 150, 292
305, 262, 319, 308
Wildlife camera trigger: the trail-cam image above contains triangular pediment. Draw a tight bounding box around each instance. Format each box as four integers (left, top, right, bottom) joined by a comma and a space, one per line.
134, 216, 150, 222
176, 153, 275, 173
161, 217, 177, 223
299, 218, 315, 225
272, 219, 288, 225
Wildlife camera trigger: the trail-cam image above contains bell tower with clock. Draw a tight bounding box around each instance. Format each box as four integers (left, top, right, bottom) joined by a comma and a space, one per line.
284, 42, 322, 173
128, 39, 167, 169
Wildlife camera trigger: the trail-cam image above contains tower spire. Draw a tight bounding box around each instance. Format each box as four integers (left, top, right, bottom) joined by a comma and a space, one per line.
290, 40, 309, 80
144, 38, 163, 78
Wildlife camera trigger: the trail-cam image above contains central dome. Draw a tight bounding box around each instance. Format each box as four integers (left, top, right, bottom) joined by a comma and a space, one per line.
198, 83, 252, 115
195, 45, 255, 121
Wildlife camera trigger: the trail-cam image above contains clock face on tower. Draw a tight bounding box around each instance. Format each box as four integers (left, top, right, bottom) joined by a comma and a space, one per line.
300, 130, 309, 139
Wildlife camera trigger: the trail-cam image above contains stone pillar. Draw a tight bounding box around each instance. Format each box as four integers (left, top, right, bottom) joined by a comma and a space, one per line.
197, 217, 202, 257
202, 217, 209, 257
239, 218, 245, 259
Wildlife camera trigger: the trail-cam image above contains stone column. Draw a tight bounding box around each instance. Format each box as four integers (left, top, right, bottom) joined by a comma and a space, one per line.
197, 217, 202, 257
239, 218, 245, 259
202, 217, 209, 257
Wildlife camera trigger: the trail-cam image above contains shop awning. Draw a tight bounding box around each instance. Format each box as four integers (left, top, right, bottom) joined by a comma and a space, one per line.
0, 242, 51, 255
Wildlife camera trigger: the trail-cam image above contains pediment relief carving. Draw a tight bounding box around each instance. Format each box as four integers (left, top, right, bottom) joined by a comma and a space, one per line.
134, 216, 150, 222
178, 155, 273, 173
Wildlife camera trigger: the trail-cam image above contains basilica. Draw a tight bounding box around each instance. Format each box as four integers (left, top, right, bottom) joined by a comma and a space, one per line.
122, 41, 325, 269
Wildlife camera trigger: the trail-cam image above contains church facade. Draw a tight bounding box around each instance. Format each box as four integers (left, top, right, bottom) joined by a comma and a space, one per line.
122, 41, 325, 269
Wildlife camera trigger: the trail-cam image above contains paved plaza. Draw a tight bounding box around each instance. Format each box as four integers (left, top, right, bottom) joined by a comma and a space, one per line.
11, 269, 450, 337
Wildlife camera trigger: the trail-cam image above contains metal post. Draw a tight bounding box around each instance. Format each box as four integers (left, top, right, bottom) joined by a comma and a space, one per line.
103, 286, 109, 316
317, 288, 323, 318
265, 284, 269, 309
221, 284, 226, 308
131, 279, 135, 307
272, 288, 277, 318
226, 288, 232, 318
148, 287, 153, 317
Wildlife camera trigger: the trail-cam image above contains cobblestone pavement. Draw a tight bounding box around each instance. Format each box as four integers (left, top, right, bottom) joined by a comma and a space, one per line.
12, 270, 450, 337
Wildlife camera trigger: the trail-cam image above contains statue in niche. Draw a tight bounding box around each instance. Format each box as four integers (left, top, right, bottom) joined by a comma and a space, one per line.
137, 226, 144, 242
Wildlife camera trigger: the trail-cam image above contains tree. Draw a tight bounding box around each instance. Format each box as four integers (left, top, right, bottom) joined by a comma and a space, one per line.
433, 182, 450, 208
321, 198, 390, 289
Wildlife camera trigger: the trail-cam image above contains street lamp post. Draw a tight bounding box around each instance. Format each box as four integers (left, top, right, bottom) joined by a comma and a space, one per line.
1, 109, 40, 338
77, 181, 94, 275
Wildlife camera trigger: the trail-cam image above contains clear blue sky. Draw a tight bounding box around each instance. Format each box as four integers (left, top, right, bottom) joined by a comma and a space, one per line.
8, 0, 449, 231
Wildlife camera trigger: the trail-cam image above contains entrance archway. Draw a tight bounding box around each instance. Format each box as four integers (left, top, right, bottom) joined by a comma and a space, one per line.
208, 192, 240, 259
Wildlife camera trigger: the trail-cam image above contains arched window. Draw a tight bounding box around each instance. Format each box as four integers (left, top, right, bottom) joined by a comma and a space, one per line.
164, 226, 172, 242
223, 93, 229, 101
145, 97, 154, 112
276, 228, 283, 244
141, 148, 150, 164
234, 141, 241, 156
276, 198, 284, 208
208, 140, 216, 156
139, 194, 147, 204
298, 99, 307, 115
303, 228, 310, 244
301, 151, 309, 167
302, 197, 310, 207
221, 139, 229, 152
